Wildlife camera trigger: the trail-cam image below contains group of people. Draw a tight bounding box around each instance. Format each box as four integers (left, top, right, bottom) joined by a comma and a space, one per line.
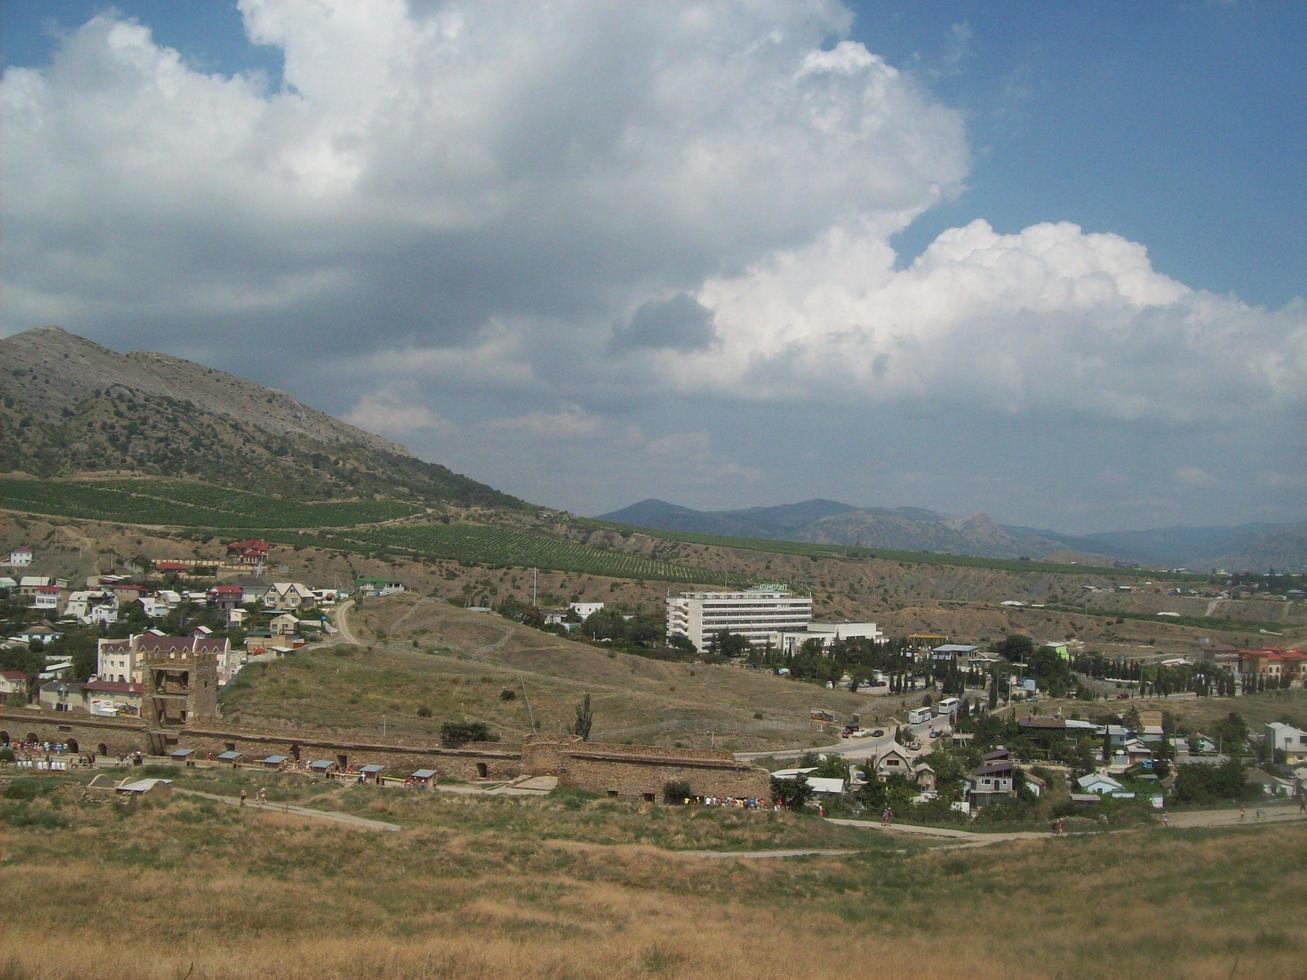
691, 796, 781, 811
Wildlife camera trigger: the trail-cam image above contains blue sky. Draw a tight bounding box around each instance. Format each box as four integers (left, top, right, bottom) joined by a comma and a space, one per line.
2, 2, 1303, 532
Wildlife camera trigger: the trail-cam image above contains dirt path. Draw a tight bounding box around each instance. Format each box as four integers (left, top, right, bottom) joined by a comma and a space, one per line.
176, 788, 401, 832
331, 598, 360, 645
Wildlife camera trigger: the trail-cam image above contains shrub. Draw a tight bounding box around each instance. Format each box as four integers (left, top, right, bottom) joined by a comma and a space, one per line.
498, 689, 516, 701
417, 706, 432, 718
662, 780, 692, 804
440, 720, 495, 746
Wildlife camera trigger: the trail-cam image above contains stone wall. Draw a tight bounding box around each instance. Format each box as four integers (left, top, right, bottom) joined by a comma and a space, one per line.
1, 707, 770, 799
0, 708, 147, 756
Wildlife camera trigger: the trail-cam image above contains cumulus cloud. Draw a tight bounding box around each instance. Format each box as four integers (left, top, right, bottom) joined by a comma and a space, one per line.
645, 218, 1307, 422
1174, 465, 1218, 487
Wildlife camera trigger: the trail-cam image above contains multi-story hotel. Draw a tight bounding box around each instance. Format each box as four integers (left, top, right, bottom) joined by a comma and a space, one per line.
666, 586, 812, 651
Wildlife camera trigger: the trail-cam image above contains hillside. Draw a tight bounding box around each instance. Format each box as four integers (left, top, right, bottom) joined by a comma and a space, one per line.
0, 326, 522, 508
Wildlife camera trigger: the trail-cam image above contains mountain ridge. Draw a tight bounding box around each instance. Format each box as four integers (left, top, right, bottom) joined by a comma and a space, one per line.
597, 498, 1307, 571
0, 325, 523, 508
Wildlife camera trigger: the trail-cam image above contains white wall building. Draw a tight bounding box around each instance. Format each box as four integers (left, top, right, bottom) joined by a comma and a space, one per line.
768, 620, 883, 654
667, 587, 812, 651
65, 590, 120, 626
569, 601, 605, 620
7, 547, 33, 567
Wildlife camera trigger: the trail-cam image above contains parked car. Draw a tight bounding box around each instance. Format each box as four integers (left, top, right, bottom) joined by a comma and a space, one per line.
871, 729, 884, 738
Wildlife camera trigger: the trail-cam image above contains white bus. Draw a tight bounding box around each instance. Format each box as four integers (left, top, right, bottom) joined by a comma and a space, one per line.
937, 697, 960, 717
908, 707, 933, 725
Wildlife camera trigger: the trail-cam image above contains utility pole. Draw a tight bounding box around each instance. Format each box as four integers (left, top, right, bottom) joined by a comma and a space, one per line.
519, 674, 537, 731
532, 567, 538, 607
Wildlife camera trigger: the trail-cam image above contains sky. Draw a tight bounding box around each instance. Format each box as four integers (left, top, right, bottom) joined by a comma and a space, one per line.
2, 0, 1304, 533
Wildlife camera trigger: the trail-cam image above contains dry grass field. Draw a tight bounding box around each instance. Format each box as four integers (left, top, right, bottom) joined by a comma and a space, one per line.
2, 770, 1304, 979
221, 595, 887, 750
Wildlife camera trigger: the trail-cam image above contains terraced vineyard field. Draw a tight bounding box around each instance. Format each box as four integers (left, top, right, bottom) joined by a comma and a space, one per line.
587, 521, 1203, 581
265, 523, 734, 584
0, 478, 422, 528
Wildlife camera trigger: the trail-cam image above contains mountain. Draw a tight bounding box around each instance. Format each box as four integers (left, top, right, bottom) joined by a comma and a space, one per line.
597, 498, 1307, 570
0, 326, 523, 508
598, 498, 1102, 560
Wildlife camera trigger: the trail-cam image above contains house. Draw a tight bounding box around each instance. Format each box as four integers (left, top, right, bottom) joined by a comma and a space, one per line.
38, 681, 86, 712
269, 613, 300, 638
0, 576, 17, 592
6, 547, 33, 567
930, 644, 980, 667
226, 539, 269, 567
11, 623, 63, 646
1119, 738, 1154, 767
870, 744, 915, 780
1264, 722, 1307, 764
569, 601, 605, 619
227, 607, 247, 628
1238, 647, 1307, 683
206, 584, 245, 612
1076, 771, 1132, 798
0, 670, 29, 705
356, 578, 405, 598
1040, 641, 1071, 661
262, 582, 315, 611
30, 584, 62, 611
85, 680, 144, 718
64, 589, 120, 626
1247, 768, 1296, 798
966, 760, 1016, 809
97, 631, 231, 685
805, 776, 846, 795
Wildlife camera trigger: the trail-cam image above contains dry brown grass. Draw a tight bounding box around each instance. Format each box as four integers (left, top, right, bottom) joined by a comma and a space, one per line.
2, 778, 1305, 979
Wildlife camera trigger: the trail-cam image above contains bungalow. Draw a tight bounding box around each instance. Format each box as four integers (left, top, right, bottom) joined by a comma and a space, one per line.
804, 776, 847, 796
1076, 771, 1126, 796
262, 582, 315, 611
85, 680, 144, 718
0, 576, 17, 592
0, 670, 29, 705
7, 547, 33, 567
1040, 641, 1071, 661
11, 624, 63, 646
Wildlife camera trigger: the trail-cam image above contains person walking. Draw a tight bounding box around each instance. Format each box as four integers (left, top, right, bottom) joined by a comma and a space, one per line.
1161, 810, 1169, 828
239, 788, 247, 808
1239, 801, 1246, 822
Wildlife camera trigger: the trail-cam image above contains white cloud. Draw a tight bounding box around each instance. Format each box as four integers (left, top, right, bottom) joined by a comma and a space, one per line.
344, 389, 455, 438
486, 404, 605, 440
644, 218, 1307, 422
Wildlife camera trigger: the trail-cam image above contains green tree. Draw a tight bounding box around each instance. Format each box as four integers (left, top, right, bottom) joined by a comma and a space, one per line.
570, 692, 594, 741
770, 774, 812, 810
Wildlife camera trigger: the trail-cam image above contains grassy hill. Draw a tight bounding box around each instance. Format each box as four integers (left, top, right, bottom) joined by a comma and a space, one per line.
221, 595, 880, 751
3, 770, 1304, 978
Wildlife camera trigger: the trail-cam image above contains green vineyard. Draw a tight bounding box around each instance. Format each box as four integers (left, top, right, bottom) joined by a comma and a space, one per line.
270, 523, 733, 584
0, 479, 422, 529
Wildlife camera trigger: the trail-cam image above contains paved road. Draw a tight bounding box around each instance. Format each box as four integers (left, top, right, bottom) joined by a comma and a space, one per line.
176, 788, 401, 832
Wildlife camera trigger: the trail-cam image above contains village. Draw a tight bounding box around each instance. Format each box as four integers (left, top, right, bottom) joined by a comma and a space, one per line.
3, 542, 1305, 826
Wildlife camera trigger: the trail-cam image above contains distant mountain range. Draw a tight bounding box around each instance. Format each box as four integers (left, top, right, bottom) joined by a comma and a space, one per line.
0, 326, 523, 508
597, 499, 1307, 572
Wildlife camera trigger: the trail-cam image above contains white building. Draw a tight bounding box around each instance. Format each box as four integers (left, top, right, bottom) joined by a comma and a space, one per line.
6, 547, 33, 567
667, 587, 812, 651
64, 590, 120, 626
1265, 722, 1307, 764
569, 601, 605, 620
768, 621, 882, 655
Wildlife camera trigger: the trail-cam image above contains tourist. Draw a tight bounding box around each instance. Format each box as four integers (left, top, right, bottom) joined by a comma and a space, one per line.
239, 788, 247, 807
